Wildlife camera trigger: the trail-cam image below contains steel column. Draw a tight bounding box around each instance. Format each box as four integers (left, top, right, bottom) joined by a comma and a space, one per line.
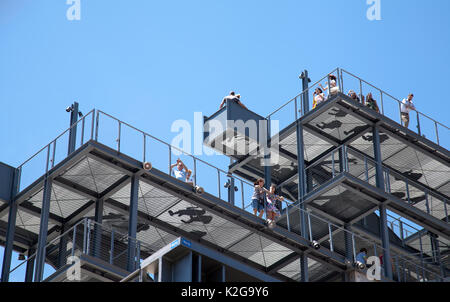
373, 127, 393, 279
68, 102, 79, 155
24, 248, 36, 282
34, 177, 53, 282
56, 225, 68, 268
295, 121, 308, 282
299, 70, 311, 115
0, 168, 20, 282
127, 174, 139, 272
93, 198, 104, 258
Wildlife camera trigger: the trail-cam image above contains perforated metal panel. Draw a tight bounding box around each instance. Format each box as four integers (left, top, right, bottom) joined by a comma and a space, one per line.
380, 134, 450, 197
60, 156, 125, 194
307, 106, 368, 142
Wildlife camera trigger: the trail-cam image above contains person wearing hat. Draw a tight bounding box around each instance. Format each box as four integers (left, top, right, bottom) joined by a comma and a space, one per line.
401, 93, 416, 128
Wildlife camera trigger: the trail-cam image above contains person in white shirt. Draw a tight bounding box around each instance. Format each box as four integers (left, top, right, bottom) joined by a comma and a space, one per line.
319, 74, 340, 97
312, 88, 326, 109
400, 93, 416, 128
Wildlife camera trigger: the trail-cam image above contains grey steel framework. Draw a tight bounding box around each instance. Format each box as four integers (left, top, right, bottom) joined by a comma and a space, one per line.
1, 68, 449, 282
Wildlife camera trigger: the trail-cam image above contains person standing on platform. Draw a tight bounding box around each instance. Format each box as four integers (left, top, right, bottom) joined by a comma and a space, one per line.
401, 93, 416, 128
252, 179, 266, 218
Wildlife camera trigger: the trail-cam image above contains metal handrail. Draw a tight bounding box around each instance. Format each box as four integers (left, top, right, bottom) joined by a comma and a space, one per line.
17, 110, 95, 169
266, 68, 339, 119
340, 69, 449, 130
279, 197, 443, 281
97, 110, 255, 188
9, 219, 86, 275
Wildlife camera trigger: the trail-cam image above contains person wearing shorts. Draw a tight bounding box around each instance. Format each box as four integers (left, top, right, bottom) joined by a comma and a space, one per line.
252, 178, 266, 218
265, 185, 284, 227
401, 94, 415, 128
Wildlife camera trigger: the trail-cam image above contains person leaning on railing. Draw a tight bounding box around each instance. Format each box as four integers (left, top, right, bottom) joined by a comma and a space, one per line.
400, 93, 416, 128
219, 91, 247, 110
319, 74, 340, 97
348, 90, 364, 105
365, 93, 380, 113
265, 184, 284, 228
312, 87, 326, 109
252, 178, 267, 218
170, 158, 190, 182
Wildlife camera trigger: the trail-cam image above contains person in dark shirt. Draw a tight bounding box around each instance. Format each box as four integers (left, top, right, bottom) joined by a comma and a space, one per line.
366, 93, 380, 113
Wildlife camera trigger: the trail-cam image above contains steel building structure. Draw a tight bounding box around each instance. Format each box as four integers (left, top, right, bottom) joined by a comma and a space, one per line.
0, 68, 449, 282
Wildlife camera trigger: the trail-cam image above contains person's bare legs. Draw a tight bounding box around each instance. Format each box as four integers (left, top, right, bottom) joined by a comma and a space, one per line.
258, 210, 264, 219
253, 208, 257, 216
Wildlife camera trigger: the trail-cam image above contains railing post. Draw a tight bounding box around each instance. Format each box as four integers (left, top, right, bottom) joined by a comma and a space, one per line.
241, 181, 244, 210
91, 111, 95, 141
285, 200, 291, 232
143, 134, 146, 163
434, 122, 440, 146
217, 170, 221, 200
117, 121, 121, 153
193, 158, 197, 187
86, 220, 91, 255
168, 146, 172, 175
81, 116, 85, 146
416, 112, 421, 136
359, 79, 363, 104
399, 221, 405, 247
380, 91, 384, 115
95, 111, 100, 141
83, 218, 88, 254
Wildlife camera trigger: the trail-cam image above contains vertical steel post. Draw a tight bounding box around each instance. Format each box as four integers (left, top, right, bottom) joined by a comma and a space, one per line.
24, 248, 36, 282
127, 174, 139, 272
93, 198, 104, 258
0, 169, 20, 282
435, 122, 440, 146
110, 229, 115, 265
263, 119, 271, 219
56, 225, 68, 269
34, 177, 53, 282
299, 70, 311, 115
228, 174, 235, 206
344, 224, 354, 263
296, 118, 308, 282
373, 126, 393, 279
416, 112, 421, 136
68, 102, 79, 155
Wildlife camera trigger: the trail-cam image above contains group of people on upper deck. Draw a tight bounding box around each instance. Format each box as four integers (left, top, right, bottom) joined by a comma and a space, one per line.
313, 74, 416, 128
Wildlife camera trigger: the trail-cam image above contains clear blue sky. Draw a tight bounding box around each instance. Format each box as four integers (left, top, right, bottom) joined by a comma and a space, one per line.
1, 0, 449, 280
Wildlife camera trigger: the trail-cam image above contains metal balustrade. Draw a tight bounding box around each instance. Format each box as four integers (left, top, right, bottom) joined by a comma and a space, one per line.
266, 68, 449, 149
